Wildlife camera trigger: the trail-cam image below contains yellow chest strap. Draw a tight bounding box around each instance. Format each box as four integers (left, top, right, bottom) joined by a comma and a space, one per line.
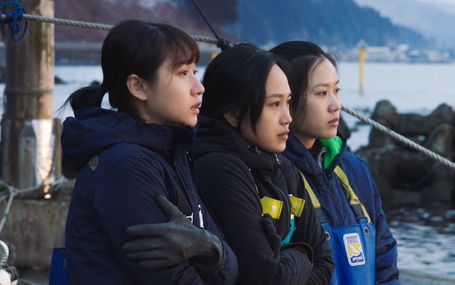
334, 166, 371, 223
299, 167, 371, 223
299, 172, 321, 209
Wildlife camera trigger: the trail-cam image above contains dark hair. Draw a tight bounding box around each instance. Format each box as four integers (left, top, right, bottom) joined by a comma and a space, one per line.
66, 20, 199, 114
201, 43, 278, 131
270, 41, 337, 112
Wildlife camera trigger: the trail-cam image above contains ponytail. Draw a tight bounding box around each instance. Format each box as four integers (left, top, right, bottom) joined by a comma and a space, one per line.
63, 84, 106, 113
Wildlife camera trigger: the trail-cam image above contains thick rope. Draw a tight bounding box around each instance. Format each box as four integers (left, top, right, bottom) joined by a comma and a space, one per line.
0, 241, 7, 267
0, 186, 17, 234
23, 13, 112, 30
0, 176, 67, 235
22, 13, 220, 45
342, 105, 455, 171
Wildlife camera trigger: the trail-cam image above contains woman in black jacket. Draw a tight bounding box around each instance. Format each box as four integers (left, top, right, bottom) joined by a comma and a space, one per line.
192, 43, 334, 285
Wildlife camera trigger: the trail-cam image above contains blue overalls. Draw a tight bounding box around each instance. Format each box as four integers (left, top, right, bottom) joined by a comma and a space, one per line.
301, 166, 376, 285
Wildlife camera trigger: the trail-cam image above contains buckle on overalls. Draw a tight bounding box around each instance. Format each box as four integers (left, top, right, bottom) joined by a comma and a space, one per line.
260, 196, 283, 220
289, 195, 305, 217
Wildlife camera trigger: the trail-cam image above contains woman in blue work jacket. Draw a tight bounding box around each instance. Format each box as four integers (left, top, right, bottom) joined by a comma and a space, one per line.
271, 41, 400, 285
62, 20, 238, 284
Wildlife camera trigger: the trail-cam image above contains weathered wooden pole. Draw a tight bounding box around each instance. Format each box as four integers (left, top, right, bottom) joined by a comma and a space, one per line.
2, 0, 56, 190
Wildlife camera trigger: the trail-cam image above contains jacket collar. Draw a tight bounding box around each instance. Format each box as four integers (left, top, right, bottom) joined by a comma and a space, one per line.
193, 116, 281, 174
62, 107, 194, 173
284, 132, 347, 175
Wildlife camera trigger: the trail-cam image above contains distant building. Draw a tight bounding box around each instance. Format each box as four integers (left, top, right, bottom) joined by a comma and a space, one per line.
366, 46, 395, 62
0, 42, 219, 66
55, 42, 102, 65
333, 43, 453, 63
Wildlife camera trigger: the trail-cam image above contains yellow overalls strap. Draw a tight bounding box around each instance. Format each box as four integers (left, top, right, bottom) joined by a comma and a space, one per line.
298, 171, 321, 209
334, 166, 371, 223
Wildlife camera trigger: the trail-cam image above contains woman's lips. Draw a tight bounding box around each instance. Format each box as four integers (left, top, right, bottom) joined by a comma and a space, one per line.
278, 130, 289, 140
328, 118, 339, 127
191, 102, 202, 114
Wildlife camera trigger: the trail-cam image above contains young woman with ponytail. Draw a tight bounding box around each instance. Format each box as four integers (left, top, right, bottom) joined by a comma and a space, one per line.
62, 20, 238, 285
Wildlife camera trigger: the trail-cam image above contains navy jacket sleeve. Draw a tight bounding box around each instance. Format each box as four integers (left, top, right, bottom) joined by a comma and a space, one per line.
91, 146, 236, 284
349, 157, 400, 284
194, 153, 314, 285
196, 201, 239, 285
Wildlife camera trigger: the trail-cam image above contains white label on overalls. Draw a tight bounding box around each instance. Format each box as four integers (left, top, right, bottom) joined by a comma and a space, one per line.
343, 233, 366, 266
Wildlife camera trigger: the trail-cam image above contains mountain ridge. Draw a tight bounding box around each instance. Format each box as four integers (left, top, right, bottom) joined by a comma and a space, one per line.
53, 0, 428, 49
356, 0, 455, 47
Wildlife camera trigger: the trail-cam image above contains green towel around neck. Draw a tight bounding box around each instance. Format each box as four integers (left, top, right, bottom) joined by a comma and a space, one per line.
320, 136, 343, 170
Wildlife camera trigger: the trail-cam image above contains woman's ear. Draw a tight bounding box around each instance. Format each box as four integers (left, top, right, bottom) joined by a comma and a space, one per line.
223, 111, 240, 128
126, 74, 149, 101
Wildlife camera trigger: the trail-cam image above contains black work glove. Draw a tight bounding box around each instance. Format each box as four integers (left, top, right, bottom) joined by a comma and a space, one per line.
123, 195, 223, 272
261, 214, 281, 258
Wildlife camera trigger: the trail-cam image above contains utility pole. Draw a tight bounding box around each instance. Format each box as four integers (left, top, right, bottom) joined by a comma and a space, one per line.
2, 0, 57, 190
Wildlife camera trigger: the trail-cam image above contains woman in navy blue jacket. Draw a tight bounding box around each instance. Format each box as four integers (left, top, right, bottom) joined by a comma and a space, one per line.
62, 20, 238, 284
271, 41, 400, 285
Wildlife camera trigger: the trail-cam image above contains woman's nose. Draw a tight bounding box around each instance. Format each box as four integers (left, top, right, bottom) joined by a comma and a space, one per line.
328, 95, 341, 113
192, 78, 205, 96
281, 106, 292, 125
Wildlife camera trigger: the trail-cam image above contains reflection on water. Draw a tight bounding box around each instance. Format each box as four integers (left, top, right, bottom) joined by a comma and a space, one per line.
388, 208, 455, 283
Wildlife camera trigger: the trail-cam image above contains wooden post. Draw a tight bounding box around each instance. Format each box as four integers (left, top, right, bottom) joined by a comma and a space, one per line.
2, 0, 56, 189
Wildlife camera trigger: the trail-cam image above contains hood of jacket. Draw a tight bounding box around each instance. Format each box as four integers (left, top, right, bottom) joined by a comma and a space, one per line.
61, 107, 194, 174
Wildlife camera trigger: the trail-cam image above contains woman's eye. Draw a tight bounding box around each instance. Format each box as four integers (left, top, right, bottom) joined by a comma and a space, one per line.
180, 71, 188, 76
269, 101, 280, 107
335, 88, 341, 94
317, 91, 327, 96
193, 69, 198, 75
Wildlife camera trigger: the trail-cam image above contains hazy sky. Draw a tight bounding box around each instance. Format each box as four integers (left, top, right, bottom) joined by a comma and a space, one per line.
418, 0, 455, 4
417, 0, 455, 12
